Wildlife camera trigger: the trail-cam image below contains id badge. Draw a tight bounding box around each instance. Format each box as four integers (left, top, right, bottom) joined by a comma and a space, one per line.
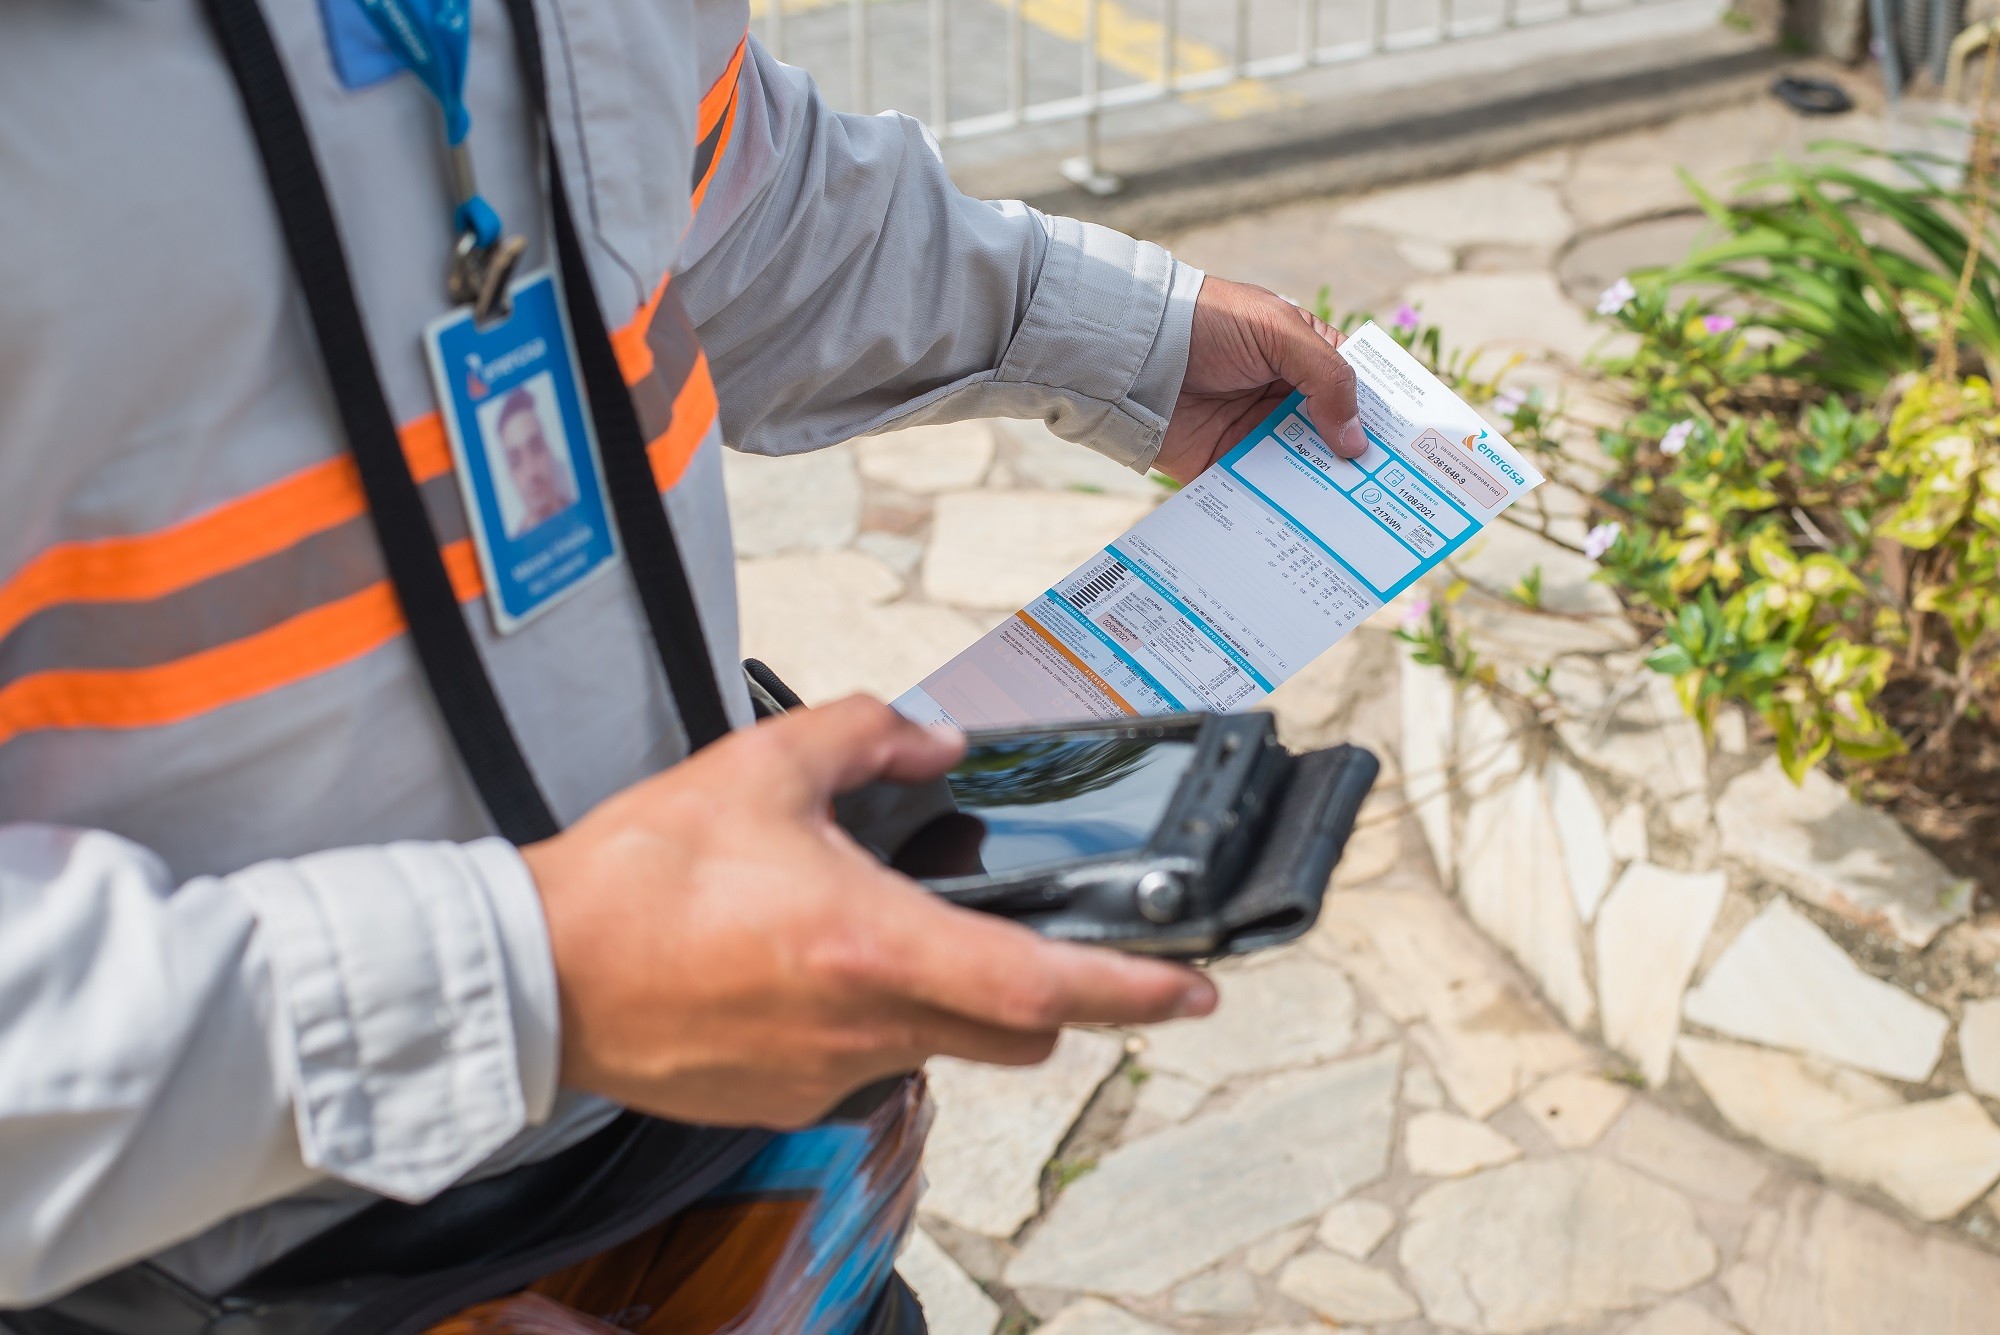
424, 270, 620, 634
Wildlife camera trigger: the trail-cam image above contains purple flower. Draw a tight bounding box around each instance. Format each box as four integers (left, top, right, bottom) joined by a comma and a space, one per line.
1703, 313, 1737, 334
1494, 389, 1526, 416
1583, 521, 1622, 561
1595, 276, 1637, 317
1401, 595, 1432, 629
1393, 303, 1421, 331
1661, 419, 1695, 456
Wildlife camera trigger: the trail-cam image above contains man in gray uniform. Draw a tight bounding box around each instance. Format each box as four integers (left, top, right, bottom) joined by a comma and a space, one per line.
0, 0, 1363, 1327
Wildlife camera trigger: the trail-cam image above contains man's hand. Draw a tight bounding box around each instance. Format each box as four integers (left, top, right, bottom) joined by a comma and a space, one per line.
1153, 276, 1366, 483
524, 697, 1215, 1129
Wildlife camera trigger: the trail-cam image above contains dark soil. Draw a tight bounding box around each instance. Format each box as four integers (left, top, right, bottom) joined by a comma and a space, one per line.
1862, 677, 2000, 913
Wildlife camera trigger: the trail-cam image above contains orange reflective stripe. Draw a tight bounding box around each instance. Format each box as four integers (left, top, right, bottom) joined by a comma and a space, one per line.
697, 37, 748, 140
647, 351, 719, 493
0, 540, 488, 749
688, 37, 747, 217
0, 581, 405, 749
0, 409, 455, 652
0, 301, 656, 650
0, 78, 738, 745
611, 275, 670, 385
440, 537, 484, 601
400, 411, 456, 486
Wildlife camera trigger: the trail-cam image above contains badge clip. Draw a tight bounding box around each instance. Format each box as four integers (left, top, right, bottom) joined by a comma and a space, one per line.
447, 141, 527, 325
450, 230, 529, 325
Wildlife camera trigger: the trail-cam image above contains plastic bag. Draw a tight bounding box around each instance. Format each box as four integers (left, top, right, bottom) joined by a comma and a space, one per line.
426, 1076, 932, 1335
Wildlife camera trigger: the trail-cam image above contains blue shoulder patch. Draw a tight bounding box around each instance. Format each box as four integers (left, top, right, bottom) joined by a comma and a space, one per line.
317, 0, 408, 91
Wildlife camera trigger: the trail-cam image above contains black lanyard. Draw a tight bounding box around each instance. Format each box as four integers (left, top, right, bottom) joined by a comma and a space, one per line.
198, 0, 733, 844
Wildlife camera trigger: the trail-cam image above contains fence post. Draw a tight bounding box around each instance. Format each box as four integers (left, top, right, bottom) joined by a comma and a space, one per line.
1059, 0, 1124, 194
931, 0, 951, 131
850, 0, 871, 112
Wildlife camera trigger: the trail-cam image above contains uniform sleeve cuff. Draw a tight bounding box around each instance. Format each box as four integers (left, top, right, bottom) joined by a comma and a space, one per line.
997, 216, 1206, 473
231, 840, 557, 1204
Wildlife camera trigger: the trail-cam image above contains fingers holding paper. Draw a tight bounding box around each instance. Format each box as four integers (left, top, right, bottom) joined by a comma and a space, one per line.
1153, 276, 1366, 483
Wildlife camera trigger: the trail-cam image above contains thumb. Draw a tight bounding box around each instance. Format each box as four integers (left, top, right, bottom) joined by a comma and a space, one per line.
1263, 305, 1367, 459
758, 695, 966, 807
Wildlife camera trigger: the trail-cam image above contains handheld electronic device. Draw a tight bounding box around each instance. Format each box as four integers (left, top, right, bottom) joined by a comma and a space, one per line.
836, 711, 1380, 960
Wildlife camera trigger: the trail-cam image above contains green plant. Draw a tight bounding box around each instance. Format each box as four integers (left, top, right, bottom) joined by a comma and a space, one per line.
1579, 148, 2000, 782
1354, 138, 2000, 806
1653, 148, 2000, 397
1394, 585, 1489, 687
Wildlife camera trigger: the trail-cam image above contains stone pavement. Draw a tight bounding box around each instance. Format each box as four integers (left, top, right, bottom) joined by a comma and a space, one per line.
728, 87, 2000, 1333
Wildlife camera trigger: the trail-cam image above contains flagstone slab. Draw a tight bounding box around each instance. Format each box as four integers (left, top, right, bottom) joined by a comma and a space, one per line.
1163, 208, 1422, 322
1121, 1069, 1208, 1143
1400, 654, 1459, 888
898, 1230, 1001, 1335
994, 418, 1165, 498
1171, 1268, 1259, 1316
921, 491, 1155, 609
1401, 1059, 1447, 1111
1278, 1252, 1421, 1325
1601, 1099, 1769, 1207
1677, 1036, 2000, 1221
1543, 656, 1712, 842
1397, 271, 1601, 370
1547, 758, 1615, 923
1139, 955, 1357, 1087
1618, 1297, 1745, 1335
922, 1028, 1124, 1238
1317, 1199, 1398, 1259
855, 421, 995, 494
1332, 171, 1575, 251
1312, 888, 1588, 1117
1243, 1225, 1312, 1275
1035, 1299, 1173, 1335
1405, 1112, 1523, 1177
723, 442, 862, 556
1458, 769, 1597, 1031
1724, 1184, 2000, 1335
736, 551, 986, 703
1005, 1049, 1400, 1296
1960, 998, 2000, 1101
1716, 758, 1973, 948
1399, 1156, 1717, 1333
1682, 900, 1948, 1083
1596, 863, 1727, 1086
1519, 1071, 1631, 1150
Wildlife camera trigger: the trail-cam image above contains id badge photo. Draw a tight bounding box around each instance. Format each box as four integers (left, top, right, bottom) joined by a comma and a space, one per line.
424, 269, 620, 634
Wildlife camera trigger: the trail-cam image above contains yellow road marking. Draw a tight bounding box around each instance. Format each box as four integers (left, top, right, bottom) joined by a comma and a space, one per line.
749, 0, 1287, 119
1007, 0, 1284, 116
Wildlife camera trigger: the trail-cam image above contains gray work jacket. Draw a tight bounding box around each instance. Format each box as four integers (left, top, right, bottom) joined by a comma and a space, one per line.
0, 0, 1201, 1305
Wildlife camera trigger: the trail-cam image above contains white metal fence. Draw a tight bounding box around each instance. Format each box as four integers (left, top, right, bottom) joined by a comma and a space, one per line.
759, 0, 1661, 190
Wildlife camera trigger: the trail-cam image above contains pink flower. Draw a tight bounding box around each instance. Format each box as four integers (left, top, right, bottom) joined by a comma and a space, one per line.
1661, 419, 1695, 456
1494, 389, 1526, 415
1393, 304, 1420, 331
1401, 596, 1432, 628
1703, 313, 1737, 334
1583, 522, 1622, 561
1595, 277, 1637, 316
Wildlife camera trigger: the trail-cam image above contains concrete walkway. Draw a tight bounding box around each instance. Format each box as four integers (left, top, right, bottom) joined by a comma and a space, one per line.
727, 87, 2000, 1334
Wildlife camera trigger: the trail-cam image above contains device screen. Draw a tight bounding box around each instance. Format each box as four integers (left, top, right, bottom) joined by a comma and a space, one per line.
891, 733, 1198, 879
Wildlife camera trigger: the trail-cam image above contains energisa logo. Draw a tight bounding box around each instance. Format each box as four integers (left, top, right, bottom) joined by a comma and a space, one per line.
462, 337, 550, 401
1458, 427, 1527, 488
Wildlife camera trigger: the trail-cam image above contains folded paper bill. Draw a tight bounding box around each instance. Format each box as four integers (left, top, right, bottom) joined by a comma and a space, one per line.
895, 321, 1545, 729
